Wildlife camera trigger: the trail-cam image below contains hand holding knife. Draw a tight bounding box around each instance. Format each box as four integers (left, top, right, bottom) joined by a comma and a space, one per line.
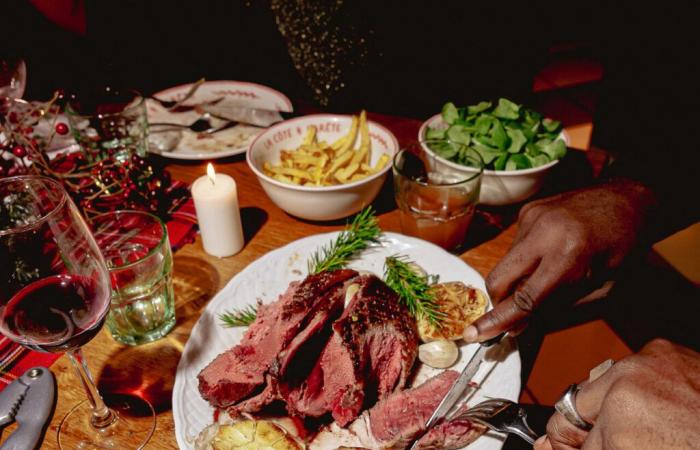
408, 332, 507, 450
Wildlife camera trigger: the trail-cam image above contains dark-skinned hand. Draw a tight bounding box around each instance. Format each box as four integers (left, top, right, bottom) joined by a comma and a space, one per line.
534, 339, 700, 450
463, 178, 656, 343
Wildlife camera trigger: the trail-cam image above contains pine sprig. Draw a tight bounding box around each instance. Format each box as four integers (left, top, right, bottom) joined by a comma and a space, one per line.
308, 207, 381, 274
383, 255, 445, 327
219, 303, 258, 327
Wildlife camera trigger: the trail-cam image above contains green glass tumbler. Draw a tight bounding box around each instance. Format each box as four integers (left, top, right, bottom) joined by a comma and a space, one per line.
91, 210, 175, 345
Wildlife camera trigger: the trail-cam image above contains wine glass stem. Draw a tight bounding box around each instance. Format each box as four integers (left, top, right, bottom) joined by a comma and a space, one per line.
66, 348, 117, 429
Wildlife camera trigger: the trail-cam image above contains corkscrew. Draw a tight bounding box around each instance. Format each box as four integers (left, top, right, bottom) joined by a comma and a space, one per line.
0, 367, 55, 450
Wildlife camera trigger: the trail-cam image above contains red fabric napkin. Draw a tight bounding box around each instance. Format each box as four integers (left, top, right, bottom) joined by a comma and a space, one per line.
167, 193, 198, 251
0, 185, 197, 391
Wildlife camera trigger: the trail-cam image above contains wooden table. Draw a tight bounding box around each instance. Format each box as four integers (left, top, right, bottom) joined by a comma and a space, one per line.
37, 113, 604, 449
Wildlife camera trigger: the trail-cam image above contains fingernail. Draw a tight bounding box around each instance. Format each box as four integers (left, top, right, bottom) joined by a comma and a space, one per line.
463, 326, 478, 343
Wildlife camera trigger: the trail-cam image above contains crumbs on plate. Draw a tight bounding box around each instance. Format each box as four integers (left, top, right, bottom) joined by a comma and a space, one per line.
179, 124, 261, 152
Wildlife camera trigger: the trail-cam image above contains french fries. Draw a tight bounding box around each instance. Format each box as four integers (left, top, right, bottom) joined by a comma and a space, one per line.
263, 111, 389, 186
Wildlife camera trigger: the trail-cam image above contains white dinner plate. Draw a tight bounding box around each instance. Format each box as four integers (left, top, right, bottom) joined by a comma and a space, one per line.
147, 80, 293, 160
172, 232, 521, 450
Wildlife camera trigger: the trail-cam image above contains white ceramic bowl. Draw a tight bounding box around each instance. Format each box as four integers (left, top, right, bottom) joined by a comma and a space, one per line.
247, 114, 399, 221
419, 114, 568, 205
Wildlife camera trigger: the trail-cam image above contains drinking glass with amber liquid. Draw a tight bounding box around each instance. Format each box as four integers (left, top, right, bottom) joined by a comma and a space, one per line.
393, 142, 483, 252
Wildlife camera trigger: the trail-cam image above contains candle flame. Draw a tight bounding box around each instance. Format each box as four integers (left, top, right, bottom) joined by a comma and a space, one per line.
207, 163, 216, 185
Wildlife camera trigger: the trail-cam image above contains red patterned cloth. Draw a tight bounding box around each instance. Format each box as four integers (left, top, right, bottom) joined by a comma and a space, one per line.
0, 191, 197, 390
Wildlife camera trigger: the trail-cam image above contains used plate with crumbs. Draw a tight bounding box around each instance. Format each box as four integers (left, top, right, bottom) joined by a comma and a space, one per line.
147, 80, 293, 160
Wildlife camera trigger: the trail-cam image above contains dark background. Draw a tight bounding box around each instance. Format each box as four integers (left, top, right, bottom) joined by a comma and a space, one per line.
1, 1, 624, 117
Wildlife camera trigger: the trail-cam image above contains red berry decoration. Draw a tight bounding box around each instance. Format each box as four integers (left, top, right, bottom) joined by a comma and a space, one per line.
0, 94, 190, 221
12, 145, 26, 158
55, 122, 69, 135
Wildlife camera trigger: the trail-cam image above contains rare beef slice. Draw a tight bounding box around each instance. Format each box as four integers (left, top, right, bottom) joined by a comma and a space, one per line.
286, 274, 419, 426
198, 269, 358, 408
310, 370, 485, 450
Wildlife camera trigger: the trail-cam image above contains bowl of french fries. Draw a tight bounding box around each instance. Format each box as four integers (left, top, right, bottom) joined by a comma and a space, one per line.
247, 112, 398, 221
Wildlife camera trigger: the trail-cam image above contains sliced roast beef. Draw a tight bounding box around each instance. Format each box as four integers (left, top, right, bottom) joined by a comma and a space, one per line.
231, 274, 356, 414
287, 274, 419, 426
309, 370, 485, 450
274, 275, 352, 380
413, 415, 484, 450
198, 269, 358, 409
368, 370, 460, 448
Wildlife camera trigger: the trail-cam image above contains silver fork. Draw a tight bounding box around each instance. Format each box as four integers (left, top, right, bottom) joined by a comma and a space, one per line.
150, 113, 237, 134
148, 78, 207, 111
451, 398, 539, 444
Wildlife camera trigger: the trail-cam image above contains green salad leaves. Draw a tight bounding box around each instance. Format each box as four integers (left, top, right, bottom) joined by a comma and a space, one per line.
426, 99, 567, 171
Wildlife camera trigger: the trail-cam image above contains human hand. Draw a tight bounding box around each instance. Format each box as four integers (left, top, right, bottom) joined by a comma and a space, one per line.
463, 178, 656, 343
534, 339, 700, 450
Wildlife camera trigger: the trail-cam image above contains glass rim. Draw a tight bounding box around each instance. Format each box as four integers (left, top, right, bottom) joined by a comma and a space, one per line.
0, 175, 68, 237
65, 88, 145, 120
393, 141, 484, 187
90, 210, 168, 271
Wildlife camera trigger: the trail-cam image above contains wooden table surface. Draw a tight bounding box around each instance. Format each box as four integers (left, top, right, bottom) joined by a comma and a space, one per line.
36, 113, 604, 449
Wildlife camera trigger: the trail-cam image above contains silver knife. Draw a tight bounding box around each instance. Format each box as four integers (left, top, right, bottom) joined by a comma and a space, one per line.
199, 99, 290, 128
409, 333, 506, 450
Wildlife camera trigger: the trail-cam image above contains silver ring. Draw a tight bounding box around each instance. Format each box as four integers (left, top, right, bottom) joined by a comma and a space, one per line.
554, 384, 593, 431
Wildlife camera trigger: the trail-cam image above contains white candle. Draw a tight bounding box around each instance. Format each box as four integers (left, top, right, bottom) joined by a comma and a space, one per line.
192, 163, 244, 257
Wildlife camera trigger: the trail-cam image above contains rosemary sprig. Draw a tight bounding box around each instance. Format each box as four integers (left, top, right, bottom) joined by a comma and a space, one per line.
219, 303, 258, 327
383, 255, 445, 327
219, 208, 379, 328
308, 207, 381, 274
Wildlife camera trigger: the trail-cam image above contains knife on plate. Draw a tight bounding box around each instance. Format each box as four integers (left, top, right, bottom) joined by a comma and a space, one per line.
198, 98, 292, 128
408, 332, 506, 450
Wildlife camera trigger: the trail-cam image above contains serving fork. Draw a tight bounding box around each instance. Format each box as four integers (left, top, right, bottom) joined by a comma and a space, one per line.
452, 398, 538, 444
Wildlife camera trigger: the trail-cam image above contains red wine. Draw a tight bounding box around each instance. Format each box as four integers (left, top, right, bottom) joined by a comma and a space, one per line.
1, 275, 110, 352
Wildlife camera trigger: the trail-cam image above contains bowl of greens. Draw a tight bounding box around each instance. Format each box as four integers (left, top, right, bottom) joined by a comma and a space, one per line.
419, 99, 569, 205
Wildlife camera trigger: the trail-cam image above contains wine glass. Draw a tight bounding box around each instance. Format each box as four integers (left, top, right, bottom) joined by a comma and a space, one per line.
0, 58, 26, 99
0, 176, 155, 449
